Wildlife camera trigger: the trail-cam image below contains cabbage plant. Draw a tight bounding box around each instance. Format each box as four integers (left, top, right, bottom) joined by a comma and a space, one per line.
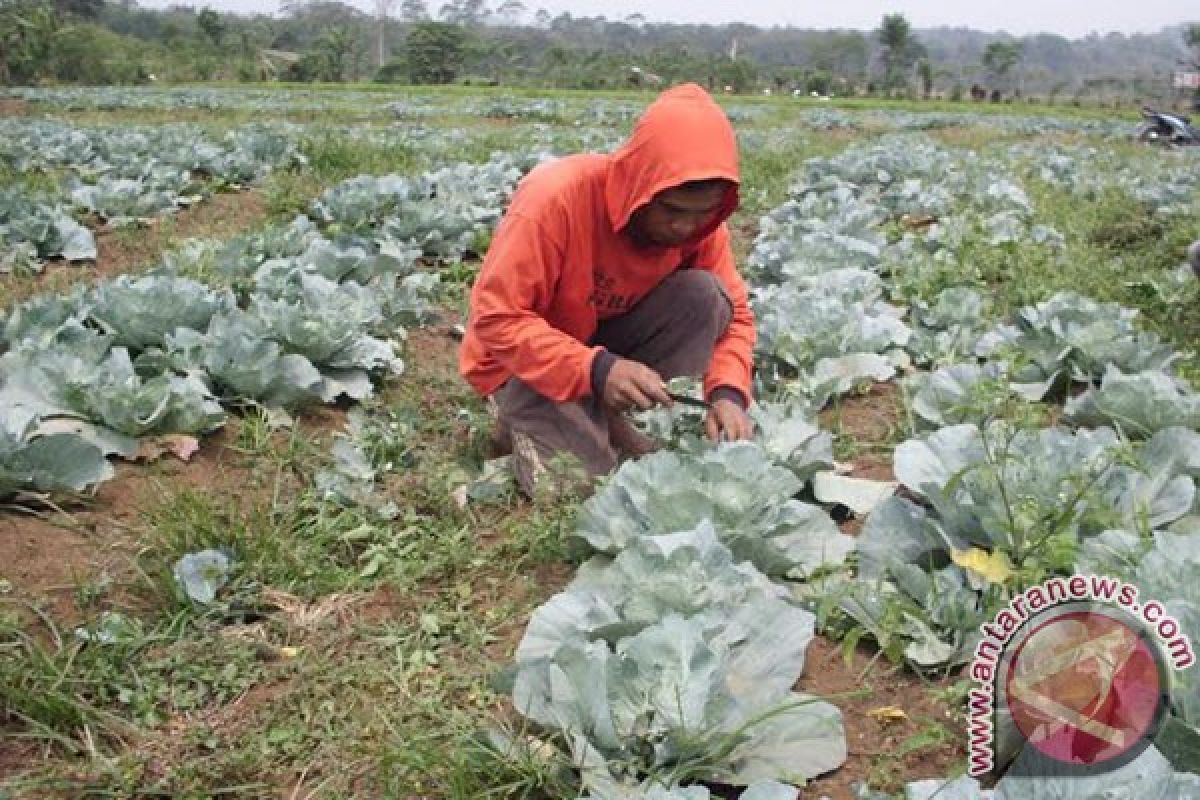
831, 424, 1198, 668
574, 443, 854, 579
975, 291, 1179, 398
513, 524, 846, 795
1065, 365, 1200, 438
0, 406, 112, 498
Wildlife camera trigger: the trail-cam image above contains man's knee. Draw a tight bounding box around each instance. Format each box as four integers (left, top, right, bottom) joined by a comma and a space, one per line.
492, 379, 617, 495
656, 270, 733, 332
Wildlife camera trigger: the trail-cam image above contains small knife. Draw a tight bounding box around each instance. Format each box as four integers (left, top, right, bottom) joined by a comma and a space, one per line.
666, 391, 711, 410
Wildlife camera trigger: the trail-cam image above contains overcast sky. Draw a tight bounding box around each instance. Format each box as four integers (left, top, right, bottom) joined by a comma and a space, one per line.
144, 0, 1196, 39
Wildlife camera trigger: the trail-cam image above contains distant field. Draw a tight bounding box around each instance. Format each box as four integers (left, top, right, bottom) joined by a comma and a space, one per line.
1, 85, 1198, 800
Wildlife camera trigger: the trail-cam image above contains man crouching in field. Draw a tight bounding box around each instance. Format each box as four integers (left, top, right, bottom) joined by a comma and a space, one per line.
458, 83, 757, 495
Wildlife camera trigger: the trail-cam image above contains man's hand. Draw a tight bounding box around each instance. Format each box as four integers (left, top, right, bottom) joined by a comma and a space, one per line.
704, 397, 754, 443
602, 359, 672, 412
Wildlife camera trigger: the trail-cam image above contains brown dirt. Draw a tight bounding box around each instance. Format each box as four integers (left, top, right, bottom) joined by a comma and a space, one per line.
801, 636, 966, 798
479, 559, 575, 663
295, 399, 358, 440
820, 382, 904, 474
0, 424, 260, 631
847, 455, 896, 483
0, 98, 29, 117
821, 127, 870, 145
805, 384, 960, 796
930, 126, 993, 148
406, 324, 470, 397
0, 742, 45, 787
0, 513, 99, 626
93, 191, 266, 280
820, 381, 902, 540
2, 190, 267, 308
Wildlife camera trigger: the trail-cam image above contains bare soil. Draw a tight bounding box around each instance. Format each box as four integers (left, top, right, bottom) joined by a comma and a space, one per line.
0, 98, 29, 117
802, 637, 965, 798
820, 381, 904, 479
0, 424, 259, 631
0, 512, 100, 626
3, 190, 267, 308
93, 190, 266, 280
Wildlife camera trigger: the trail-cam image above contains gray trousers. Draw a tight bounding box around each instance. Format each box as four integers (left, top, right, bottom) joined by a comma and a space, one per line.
493, 269, 733, 495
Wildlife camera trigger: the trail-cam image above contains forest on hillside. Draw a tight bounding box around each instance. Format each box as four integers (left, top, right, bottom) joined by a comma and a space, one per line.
2, 0, 1199, 105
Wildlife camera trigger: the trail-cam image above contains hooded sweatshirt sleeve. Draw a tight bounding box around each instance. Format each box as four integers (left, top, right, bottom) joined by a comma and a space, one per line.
466, 208, 603, 403
690, 223, 756, 404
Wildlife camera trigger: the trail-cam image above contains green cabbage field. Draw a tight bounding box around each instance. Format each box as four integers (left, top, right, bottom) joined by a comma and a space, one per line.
1, 86, 1198, 799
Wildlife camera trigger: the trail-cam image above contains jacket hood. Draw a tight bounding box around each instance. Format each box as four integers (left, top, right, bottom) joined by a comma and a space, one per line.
606, 83, 740, 240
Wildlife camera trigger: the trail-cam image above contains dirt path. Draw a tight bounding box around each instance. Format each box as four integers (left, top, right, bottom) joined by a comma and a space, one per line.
803, 381, 963, 796
92, 191, 267, 281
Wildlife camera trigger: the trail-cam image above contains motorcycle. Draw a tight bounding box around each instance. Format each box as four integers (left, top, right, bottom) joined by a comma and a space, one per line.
1136, 106, 1200, 146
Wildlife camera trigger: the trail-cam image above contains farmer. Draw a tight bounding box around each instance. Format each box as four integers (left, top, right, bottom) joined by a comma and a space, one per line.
458, 83, 757, 494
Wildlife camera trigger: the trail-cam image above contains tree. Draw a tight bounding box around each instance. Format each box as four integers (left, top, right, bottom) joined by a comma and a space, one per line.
398, 0, 427, 22
0, 1, 60, 84
714, 56, 757, 93
494, 0, 523, 26
319, 25, 355, 79
405, 20, 466, 83
877, 12, 919, 92
374, 0, 395, 67
438, 0, 488, 26
533, 7, 550, 28
806, 30, 868, 92
917, 58, 933, 98
288, 24, 356, 80
55, 0, 104, 18
982, 40, 1023, 91
197, 7, 224, 46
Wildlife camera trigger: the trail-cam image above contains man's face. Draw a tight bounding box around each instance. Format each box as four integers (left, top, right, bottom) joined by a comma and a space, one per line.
627, 183, 729, 249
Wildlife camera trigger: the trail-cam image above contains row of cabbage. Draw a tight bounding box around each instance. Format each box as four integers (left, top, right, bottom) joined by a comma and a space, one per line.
0, 153, 527, 499
746, 132, 1199, 651
748, 134, 1065, 395
1008, 140, 1200, 215
798, 107, 1136, 139
7, 87, 1142, 138
0, 119, 304, 272
5, 86, 418, 114
742, 132, 1200, 794
2, 87, 760, 125
748, 134, 1198, 396
502, 422, 860, 798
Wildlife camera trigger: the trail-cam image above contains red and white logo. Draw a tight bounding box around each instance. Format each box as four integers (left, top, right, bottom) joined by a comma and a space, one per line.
999, 605, 1168, 770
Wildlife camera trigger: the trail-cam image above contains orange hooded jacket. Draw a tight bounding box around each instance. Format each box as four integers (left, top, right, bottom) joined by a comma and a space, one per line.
458, 83, 756, 405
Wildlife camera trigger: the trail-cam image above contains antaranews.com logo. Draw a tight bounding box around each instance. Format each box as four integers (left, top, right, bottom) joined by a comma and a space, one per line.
967, 573, 1194, 777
